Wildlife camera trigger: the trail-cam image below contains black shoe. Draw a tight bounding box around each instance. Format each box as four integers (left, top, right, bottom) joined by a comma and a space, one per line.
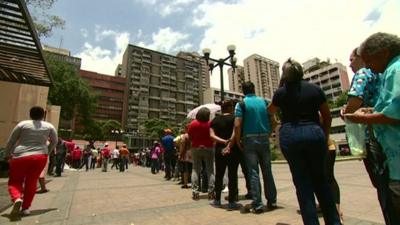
266, 202, 278, 211
253, 207, 264, 214
192, 192, 200, 201
181, 185, 190, 189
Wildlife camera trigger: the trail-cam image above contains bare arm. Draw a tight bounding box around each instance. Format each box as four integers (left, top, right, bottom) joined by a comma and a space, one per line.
343, 97, 363, 114
268, 103, 279, 131
345, 112, 400, 125
209, 128, 228, 145
234, 117, 243, 150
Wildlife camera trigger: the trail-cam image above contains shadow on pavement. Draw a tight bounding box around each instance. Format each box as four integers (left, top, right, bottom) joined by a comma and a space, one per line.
1, 208, 58, 221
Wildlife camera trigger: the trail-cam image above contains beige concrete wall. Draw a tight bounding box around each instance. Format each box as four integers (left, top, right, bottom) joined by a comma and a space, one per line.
0, 81, 49, 147
46, 105, 61, 131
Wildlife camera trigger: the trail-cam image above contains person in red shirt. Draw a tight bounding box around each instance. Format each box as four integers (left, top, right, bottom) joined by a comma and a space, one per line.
101, 143, 111, 172
188, 107, 214, 200
71, 146, 82, 169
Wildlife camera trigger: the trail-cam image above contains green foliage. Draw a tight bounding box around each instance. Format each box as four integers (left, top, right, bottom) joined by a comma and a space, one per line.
46, 54, 97, 122
26, 0, 65, 38
144, 118, 177, 139
270, 143, 278, 161
329, 91, 348, 109
82, 120, 122, 142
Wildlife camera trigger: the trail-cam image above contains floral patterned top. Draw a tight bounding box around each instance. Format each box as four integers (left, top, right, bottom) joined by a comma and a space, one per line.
347, 68, 380, 107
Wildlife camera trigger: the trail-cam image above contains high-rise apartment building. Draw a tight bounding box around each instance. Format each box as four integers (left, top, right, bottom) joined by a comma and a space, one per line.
242, 54, 280, 100
303, 58, 350, 150
177, 51, 210, 104
228, 65, 244, 93
122, 45, 201, 133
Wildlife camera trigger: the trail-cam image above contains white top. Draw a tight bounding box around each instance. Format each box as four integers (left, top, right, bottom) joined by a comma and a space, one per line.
5, 120, 58, 159
112, 149, 120, 158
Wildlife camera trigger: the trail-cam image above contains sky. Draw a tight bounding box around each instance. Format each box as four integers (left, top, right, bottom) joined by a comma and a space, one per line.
42, 0, 400, 89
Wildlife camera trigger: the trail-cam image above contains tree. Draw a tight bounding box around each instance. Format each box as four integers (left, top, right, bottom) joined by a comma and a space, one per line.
334, 91, 348, 108
26, 0, 65, 38
83, 120, 122, 142
144, 118, 177, 139
46, 54, 97, 125
329, 91, 348, 109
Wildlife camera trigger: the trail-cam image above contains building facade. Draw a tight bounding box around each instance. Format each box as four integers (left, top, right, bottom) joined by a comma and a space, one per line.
303, 59, 350, 101
228, 65, 244, 93
121, 45, 201, 133
42, 45, 82, 70
203, 87, 244, 104
79, 70, 127, 129
303, 59, 350, 150
243, 54, 280, 100
177, 51, 210, 104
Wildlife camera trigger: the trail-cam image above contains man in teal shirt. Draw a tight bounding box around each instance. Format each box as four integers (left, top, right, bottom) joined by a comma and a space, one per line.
234, 81, 277, 213
346, 32, 400, 224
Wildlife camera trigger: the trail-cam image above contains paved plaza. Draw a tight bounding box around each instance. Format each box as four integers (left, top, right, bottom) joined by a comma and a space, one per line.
0, 160, 384, 225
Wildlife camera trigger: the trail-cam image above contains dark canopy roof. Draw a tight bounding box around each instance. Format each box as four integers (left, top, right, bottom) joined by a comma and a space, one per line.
0, 0, 52, 86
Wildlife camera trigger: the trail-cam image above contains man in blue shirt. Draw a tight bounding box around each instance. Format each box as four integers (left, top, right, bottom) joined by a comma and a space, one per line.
346, 32, 400, 224
234, 81, 277, 213
161, 128, 176, 180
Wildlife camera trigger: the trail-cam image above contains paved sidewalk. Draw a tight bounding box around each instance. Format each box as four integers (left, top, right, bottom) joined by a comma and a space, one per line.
0, 161, 384, 225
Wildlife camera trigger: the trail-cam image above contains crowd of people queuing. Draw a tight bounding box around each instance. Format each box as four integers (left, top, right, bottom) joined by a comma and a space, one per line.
3, 32, 400, 224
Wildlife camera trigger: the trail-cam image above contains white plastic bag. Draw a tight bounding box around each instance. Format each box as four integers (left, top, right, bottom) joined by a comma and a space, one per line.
345, 119, 367, 157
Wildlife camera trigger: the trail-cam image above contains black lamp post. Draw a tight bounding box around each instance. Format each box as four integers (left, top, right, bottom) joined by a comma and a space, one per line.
111, 129, 123, 147
202, 45, 237, 102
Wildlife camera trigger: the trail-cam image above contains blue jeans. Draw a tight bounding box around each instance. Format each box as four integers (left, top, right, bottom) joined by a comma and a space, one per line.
280, 122, 341, 225
243, 134, 277, 209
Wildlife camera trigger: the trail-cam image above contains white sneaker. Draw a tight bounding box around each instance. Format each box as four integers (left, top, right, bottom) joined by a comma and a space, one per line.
10, 198, 22, 218
222, 186, 229, 193
21, 209, 30, 216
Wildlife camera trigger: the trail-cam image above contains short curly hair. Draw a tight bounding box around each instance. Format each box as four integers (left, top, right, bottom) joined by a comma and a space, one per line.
359, 32, 400, 58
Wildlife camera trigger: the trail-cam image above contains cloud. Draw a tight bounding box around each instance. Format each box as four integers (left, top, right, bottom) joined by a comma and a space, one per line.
77, 29, 130, 75
137, 27, 192, 53
135, 0, 198, 17
80, 28, 88, 38
192, 0, 400, 88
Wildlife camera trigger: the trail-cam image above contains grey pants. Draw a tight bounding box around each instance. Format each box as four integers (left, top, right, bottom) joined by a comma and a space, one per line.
191, 148, 214, 194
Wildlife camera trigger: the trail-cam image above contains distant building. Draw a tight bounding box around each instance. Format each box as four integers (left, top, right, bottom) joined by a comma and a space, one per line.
243, 54, 280, 100
121, 45, 202, 133
115, 64, 123, 77
303, 58, 350, 150
79, 70, 127, 130
177, 51, 210, 104
203, 87, 244, 104
228, 65, 244, 93
42, 45, 81, 70
302, 59, 350, 101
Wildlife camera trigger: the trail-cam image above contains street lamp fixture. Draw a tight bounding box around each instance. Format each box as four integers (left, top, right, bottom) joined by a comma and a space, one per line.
202, 45, 237, 102
111, 129, 123, 147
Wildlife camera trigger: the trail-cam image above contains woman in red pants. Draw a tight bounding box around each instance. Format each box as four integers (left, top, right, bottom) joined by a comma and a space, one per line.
4, 106, 58, 220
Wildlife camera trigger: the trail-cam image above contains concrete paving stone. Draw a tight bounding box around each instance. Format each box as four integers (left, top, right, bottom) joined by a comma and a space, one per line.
0, 161, 386, 225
